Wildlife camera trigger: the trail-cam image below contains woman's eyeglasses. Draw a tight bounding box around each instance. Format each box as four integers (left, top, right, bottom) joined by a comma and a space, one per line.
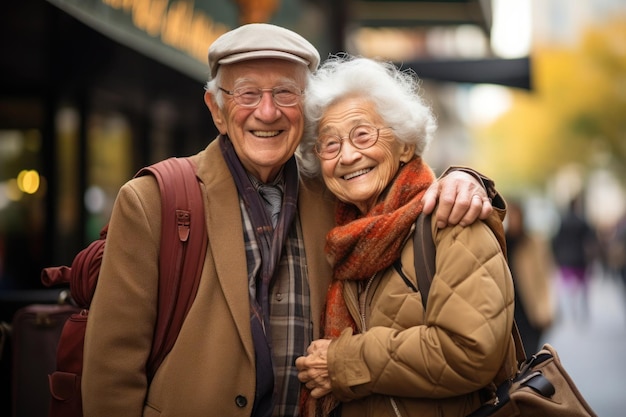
314, 125, 392, 160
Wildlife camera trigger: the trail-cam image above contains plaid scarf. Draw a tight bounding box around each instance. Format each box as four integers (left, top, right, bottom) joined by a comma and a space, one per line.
302, 156, 435, 417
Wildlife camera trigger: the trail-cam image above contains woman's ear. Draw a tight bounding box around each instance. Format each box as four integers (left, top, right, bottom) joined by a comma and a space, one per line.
399, 143, 416, 163
204, 91, 227, 134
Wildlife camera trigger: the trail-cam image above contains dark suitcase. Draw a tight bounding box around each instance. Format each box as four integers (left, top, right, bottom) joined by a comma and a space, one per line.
11, 303, 80, 417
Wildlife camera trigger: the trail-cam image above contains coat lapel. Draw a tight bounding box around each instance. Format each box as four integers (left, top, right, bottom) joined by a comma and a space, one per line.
194, 141, 254, 361
298, 177, 336, 338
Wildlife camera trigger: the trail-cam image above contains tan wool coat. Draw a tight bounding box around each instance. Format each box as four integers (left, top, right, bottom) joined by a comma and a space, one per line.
82, 139, 336, 417
328, 211, 517, 417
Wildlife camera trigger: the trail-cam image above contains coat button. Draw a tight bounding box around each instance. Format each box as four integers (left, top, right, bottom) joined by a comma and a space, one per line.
235, 395, 248, 408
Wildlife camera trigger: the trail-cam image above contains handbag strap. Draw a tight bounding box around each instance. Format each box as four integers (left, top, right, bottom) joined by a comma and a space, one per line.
413, 212, 435, 309
412, 211, 526, 364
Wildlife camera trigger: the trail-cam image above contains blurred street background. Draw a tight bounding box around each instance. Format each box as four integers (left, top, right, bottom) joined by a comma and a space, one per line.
541, 266, 626, 417
1, 0, 625, 416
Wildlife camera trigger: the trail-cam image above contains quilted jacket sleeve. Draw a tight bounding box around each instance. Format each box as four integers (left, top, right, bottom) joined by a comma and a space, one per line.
327, 216, 515, 401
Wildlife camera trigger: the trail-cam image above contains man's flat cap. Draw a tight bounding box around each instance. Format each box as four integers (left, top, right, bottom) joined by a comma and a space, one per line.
208, 23, 320, 78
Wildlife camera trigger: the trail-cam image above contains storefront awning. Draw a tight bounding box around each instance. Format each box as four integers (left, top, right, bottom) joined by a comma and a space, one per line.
406, 56, 531, 89
46, 0, 529, 89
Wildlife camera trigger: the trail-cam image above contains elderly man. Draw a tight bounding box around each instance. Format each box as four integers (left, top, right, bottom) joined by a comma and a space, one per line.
82, 23, 500, 417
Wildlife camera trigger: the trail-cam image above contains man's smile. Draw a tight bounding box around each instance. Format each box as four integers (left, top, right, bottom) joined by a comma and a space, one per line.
251, 130, 281, 137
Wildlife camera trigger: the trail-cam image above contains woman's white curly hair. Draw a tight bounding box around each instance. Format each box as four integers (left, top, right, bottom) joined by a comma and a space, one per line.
297, 54, 437, 177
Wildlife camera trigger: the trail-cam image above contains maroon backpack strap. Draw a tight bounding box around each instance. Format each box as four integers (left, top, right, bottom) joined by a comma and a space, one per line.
135, 157, 207, 379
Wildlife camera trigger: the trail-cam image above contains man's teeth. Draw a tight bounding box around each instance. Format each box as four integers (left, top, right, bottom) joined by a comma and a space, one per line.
252, 130, 280, 137
344, 168, 371, 180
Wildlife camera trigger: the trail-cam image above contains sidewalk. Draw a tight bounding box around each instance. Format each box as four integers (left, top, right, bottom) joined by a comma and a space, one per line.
540, 271, 626, 417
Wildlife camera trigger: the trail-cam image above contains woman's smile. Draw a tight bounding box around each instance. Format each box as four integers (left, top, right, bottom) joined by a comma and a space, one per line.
343, 167, 373, 180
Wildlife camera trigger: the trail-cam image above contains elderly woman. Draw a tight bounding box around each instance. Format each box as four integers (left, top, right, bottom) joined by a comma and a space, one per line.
295, 55, 516, 417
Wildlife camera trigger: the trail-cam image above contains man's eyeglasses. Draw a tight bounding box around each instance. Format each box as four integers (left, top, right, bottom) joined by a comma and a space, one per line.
314, 124, 392, 160
218, 85, 303, 107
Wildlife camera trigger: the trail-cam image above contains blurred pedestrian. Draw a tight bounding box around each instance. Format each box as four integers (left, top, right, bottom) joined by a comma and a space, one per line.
505, 200, 555, 353
551, 195, 598, 321
607, 213, 626, 298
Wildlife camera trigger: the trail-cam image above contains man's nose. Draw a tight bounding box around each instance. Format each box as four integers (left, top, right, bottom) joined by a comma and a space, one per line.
254, 91, 281, 121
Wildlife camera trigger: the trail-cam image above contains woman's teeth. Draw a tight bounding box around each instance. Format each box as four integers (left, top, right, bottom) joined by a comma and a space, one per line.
344, 168, 371, 180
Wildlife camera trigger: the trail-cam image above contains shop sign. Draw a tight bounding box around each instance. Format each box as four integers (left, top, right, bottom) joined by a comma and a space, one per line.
46, 0, 239, 81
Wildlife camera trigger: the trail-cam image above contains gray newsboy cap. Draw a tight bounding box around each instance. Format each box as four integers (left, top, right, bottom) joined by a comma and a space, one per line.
208, 23, 320, 79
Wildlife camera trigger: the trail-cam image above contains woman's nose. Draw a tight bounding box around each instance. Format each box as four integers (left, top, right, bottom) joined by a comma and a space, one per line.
338, 140, 362, 164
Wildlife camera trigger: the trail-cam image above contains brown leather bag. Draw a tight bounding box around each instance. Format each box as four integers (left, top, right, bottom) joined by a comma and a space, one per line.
411, 212, 598, 417
40, 157, 207, 417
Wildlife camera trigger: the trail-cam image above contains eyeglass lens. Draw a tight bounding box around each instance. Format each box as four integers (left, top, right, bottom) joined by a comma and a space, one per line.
224, 86, 302, 107
315, 125, 380, 159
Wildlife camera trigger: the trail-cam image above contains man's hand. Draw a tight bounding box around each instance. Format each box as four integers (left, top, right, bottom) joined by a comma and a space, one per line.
422, 170, 492, 229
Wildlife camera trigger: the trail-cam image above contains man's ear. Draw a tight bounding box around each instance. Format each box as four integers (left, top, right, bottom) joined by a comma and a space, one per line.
204, 91, 227, 134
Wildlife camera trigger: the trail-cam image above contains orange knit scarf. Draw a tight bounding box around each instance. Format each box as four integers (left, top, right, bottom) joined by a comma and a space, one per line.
323, 156, 434, 338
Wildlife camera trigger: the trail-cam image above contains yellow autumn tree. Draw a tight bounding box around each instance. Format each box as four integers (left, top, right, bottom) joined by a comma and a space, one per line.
472, 15, 626, 193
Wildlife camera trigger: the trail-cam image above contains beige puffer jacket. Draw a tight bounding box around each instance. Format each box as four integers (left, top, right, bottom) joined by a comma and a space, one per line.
327, 210, 516, 417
